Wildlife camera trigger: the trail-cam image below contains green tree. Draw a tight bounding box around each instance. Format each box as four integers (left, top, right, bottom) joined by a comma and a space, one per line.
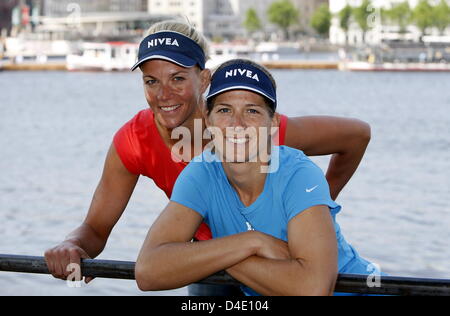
432, 0, 450, 35
243, 8, 262, 35
311, 4, 332, 37
267, 0, 299, 40
412, 0, 434, 39
339, 4, 353, 44
353, 0, 373, 41
384, 1, 412, 33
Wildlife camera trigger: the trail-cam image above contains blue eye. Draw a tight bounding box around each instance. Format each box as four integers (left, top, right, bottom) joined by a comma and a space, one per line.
174, 76, 186, 81
217, 108, 231, 113
145, 79, 157, 86
248, 109, 260, 114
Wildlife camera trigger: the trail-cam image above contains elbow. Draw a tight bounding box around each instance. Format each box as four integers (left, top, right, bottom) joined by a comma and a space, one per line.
343, 119, 371, 155
289, 261, 338, 296
135, 261, 152, 292
313, 271, 338, 296
358, 120, 372, 146
135, 258, 164, 292
337, 119, 372, 157
302, 282, 335, 296
291, 278, 336, 297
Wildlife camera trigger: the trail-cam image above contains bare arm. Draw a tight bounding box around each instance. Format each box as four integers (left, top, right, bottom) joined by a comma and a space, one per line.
45, 144, 139, 280
135, 202, 288, 291
135, 202, 256, 291
137, 202, 337, 296
284, 116, 371, 200
226, 206, 338, 296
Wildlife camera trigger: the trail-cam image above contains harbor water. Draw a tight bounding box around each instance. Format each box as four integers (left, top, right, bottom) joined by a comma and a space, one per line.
0, 70, 449, 295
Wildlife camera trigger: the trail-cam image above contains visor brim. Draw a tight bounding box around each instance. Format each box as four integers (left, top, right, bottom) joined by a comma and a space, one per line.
131, 51, 199, 71
207, 84, 277, 104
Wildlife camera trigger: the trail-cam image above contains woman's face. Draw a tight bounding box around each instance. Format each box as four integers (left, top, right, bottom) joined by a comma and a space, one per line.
141, 60, 210, 129
206, 90, 279, 163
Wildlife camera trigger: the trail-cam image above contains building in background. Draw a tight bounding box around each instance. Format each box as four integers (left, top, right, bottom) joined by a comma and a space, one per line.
35, 0, 165, 41
0, 0, 43, 36
3, 0, 334, 42
147, 0, 330, 40
147, 0, 246, 39
329, 0, 450, 46
0, 1, 19, 36
42, 0, 148, 17
147, 0, 206, 34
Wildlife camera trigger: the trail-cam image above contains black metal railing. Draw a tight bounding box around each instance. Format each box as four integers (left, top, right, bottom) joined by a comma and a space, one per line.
1, 254, 449, 296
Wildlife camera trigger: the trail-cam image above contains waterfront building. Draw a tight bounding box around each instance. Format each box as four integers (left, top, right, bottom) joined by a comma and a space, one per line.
35, 0, 166, 41
42, 0, 148, 17
329, 0, 450, 45
147, 0, 250, 39
147, 0, 330, 40
0, 1, 18, 36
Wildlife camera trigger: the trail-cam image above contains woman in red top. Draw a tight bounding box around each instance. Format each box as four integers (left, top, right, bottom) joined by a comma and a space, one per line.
44, 21, 371, 294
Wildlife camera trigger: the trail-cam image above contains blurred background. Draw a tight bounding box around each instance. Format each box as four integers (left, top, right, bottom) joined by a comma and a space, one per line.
0, 0, 449, 295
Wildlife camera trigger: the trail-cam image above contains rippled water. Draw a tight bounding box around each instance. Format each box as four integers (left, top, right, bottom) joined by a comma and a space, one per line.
0, 70, 449, 295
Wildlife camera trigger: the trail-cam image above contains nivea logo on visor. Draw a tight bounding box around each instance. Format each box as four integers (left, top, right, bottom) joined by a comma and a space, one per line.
148, 38, 180, 48
207, 63, 277, 108
131, 31, 206, 71
225, 68, 260, 82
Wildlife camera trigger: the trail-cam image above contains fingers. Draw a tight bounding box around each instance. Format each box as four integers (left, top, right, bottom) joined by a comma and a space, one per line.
66, 248, 82, 280
85, 277, 95, 284
44, 250, 58, 278
45, 248, 67, 280
75, 248, 95, 284
44, 243, 90, 282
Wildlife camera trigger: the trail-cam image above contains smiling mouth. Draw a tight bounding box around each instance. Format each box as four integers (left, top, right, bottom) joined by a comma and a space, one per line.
160, 104, 182, 112
226, 137, 250, 145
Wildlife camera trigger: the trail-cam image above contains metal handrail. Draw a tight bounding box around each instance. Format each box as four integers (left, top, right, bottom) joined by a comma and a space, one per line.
1, 254, 449, 296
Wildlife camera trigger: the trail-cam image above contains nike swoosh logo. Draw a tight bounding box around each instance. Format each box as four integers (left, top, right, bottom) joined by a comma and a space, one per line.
306, 185, 319, 193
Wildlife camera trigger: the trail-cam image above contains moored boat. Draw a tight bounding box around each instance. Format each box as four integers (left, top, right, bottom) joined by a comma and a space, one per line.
206, 43, 251, 70
67, 42, 138, 72
340, 61, 450, 72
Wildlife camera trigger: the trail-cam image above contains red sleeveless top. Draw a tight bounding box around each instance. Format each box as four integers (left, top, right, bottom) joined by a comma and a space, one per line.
114, 109, 288, 240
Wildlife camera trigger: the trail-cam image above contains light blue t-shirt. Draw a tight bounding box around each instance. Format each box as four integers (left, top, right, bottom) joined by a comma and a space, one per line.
171, 146, 375, 295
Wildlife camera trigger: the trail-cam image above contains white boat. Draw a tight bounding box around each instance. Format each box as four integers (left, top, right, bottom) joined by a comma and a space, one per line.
255, 42, 302, 61
340, 61, 450, 72
255, 42, 279, 54
206, 43, 251, 70
67, 42, 138, 71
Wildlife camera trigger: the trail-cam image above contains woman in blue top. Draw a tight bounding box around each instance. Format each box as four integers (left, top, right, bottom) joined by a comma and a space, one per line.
135, 59, 382, 296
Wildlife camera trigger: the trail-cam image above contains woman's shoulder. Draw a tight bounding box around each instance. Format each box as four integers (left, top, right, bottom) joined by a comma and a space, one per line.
278, 146, 314, 167
180, 150, 222, 180
113, 109, 157, 176
126, 108, 155, 131
276, 146, 325, 180
115, 109, 155, 141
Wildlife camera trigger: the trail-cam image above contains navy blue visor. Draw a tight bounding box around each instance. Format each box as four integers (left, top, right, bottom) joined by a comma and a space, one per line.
207, 62, 277, 109
131, 31, 206, 71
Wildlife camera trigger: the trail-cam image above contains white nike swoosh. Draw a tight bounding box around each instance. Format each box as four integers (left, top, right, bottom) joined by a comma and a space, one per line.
306, 185, 319, 193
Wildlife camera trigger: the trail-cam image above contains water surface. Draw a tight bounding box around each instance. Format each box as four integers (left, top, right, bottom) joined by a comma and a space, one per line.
0, 70, 449, 295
